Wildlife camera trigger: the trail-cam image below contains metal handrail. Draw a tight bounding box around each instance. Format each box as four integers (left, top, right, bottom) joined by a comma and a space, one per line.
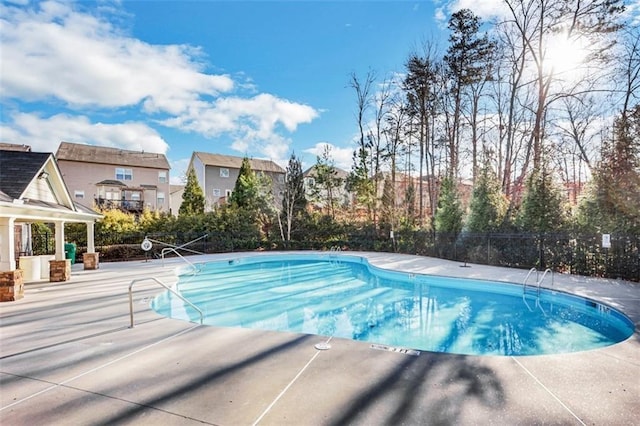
161, 247, 200, 273
128, 277, 203, 328
536, 268, 554, 295
522, 267, 537, 294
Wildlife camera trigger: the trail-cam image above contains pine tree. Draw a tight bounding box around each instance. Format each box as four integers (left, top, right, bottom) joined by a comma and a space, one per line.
380, 176, 395, 229
280, 153, 307, 241
517, 165, 567, 233
434, 177, 463, 234
229, 157, 259, 211
578, 106, 640, 234
444, 8, 494, 178
311, 145, 343, 218
466, 165, 507, 232
179, 167, 205, 216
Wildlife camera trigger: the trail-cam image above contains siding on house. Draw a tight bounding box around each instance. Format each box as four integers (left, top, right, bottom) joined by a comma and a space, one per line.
55, 142, 171, 213
189, 152, 285, 211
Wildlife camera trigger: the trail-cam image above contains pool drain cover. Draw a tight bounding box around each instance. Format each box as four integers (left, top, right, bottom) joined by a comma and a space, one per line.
314, 342, 331, 350
370, 343, 420, 356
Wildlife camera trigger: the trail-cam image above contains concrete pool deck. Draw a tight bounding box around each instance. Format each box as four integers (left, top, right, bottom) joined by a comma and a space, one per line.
1, 251, 638, 425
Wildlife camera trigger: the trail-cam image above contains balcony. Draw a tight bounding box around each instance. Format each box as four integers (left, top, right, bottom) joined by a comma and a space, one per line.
95, 197, 144, 212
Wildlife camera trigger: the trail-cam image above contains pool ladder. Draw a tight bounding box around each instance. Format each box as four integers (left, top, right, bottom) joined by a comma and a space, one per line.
129, 277, 203, 328
522, 268, 554, 313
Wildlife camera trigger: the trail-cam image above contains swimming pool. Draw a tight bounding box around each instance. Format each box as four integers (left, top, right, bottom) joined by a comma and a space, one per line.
151, 254, 635, 356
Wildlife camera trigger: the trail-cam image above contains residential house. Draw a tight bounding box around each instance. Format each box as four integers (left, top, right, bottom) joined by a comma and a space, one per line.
0, 149, 102, 298
169, 184, 184, 216
188, 152, 285, 211
303, 165, 352, 213
56, 142, 171, 213
375, 172, 473, 220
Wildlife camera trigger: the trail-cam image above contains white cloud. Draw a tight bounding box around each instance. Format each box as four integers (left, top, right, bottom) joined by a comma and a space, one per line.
0, 1, 320, 156
0, 112, 169, 154
169, 157, 191, 185
166, 93, 318, 139
625, 0, 640, 25
304, 142, 354, 172
0, 1, 234, 110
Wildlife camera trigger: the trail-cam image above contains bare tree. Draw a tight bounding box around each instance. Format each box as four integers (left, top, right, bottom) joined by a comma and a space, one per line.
617, 26, 640, 119
348, 70, 376, 221
503, 0, 624, 173
403, 43, 440, 226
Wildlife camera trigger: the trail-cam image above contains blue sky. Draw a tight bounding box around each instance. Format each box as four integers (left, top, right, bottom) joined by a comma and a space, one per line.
0, 0, 465, 183
2, 0, 638, 183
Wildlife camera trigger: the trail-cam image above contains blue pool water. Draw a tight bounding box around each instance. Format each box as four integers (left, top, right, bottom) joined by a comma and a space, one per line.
151, 254, 635, 356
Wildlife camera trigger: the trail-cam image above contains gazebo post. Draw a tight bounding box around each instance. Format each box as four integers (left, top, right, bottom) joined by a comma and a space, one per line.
83, 221, 99, 270
50, 220, 70, 282
0, 217, 16, 272
0, 217, 23, 301
54, 220, 66, 261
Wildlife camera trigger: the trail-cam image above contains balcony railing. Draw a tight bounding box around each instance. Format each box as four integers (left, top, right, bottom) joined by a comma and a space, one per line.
95, 198, 144, 212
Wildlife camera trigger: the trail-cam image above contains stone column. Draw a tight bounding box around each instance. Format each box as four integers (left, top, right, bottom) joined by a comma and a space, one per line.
49, 259, 71, 282
83, 221, 99, 270
83, 252, 99, 270
0, 269, 24, 302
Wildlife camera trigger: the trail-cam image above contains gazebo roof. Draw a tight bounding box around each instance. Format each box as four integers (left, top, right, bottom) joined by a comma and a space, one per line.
0, 150, 102, 223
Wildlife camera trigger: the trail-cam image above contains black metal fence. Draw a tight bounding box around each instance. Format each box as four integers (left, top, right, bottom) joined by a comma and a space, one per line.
32, 230, 639, 282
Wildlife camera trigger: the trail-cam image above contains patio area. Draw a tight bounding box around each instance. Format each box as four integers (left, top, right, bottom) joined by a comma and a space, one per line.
1, 252, 638, 425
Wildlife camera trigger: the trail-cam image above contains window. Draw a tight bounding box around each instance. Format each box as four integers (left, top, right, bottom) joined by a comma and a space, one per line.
225, 189, 232, 197
306, 177, 315, 187
131, 192, 141, 201
157, 192, 165, 204
212, 189, 221, 197
220, 168, 229, 178
158, 171, 167, 184
74, 190, 84, 199
277, 174, 285, 184
115, 168, 133, 181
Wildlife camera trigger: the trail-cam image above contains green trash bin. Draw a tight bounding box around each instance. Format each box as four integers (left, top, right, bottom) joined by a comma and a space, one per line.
64, 242, 76, 264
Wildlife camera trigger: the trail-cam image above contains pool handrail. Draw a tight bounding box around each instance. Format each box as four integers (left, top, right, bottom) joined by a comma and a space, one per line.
536, 268, 554, 295
128, 277, 203, 328
161, 247, 200, 274
522, 267, 538, 294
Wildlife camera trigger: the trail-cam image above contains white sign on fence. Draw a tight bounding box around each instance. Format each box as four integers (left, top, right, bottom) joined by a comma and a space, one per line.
602, 234, 611, 249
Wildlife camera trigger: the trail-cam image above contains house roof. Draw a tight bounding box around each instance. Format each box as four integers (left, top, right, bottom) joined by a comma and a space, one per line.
0, 143, 31, 152
96, 179, 128, 187
0, 150, 102, 222
303, 165, 349, 179
0, 150, 51, 199
193, 152, 285, 174
56, 141, 170, 170
170, 184, 184, 195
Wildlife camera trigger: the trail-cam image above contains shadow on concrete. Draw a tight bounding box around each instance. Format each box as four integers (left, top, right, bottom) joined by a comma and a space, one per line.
329, 353, 504, 425
93, 333, 314, 424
